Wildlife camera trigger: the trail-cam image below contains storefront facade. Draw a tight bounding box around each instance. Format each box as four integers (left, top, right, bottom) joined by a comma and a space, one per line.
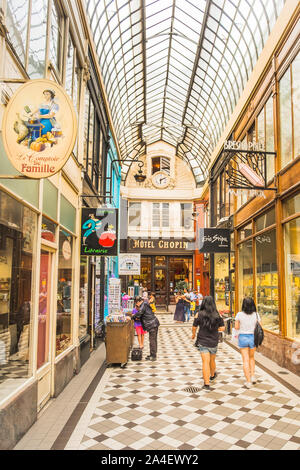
207, 8, 300, 374
127, 238, 194, 307
0, 1, 122, 449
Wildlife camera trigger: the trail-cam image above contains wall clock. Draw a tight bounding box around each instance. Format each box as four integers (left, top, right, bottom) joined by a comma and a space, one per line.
152, 171, 170, 189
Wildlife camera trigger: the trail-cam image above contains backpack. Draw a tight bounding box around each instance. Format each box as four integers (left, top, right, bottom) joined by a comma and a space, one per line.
131, 347, 143, 361
254, 313, 264, 347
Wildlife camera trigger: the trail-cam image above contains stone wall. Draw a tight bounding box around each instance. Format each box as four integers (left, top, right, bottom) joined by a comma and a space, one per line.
259, 331, 300, 376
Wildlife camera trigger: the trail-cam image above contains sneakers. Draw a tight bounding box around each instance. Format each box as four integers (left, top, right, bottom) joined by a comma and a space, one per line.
202, 384, 212, 392
244, 381, 252, 389
210, 372, 217, 381
145, 355, 156, 361
251, 375, 257, 384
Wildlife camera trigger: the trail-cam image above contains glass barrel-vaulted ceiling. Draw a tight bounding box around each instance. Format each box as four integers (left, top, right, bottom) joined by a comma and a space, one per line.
85, 0, 285, 185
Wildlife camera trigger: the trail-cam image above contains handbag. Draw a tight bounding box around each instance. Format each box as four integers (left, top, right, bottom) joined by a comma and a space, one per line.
231, 327, 239, 345
254, 313, 264, 347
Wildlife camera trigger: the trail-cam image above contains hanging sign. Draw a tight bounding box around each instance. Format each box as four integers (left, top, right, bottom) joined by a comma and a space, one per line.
198, 228, 230, 253
118, 253, 141, 275
1, 79, 77, 178
81, 207, 118, 256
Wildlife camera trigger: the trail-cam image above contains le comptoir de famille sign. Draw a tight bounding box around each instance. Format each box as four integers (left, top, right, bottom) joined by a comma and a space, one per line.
81, 208, 118, 256
2, 79, 77, 178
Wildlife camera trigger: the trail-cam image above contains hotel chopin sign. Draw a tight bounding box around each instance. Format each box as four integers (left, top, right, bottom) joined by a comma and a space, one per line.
2, 79, 77, 178
128, 238, 194, 253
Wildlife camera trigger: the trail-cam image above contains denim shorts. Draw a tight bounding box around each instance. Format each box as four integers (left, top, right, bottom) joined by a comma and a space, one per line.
198, 344, 218, 355
238, 334, 255, 349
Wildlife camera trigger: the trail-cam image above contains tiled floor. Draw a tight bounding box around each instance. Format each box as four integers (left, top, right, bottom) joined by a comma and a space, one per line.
15, 314, 300, 450
64, 315, 300, 451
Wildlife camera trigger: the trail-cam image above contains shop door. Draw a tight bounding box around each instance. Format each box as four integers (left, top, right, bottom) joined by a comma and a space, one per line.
37, 248, 54, 411
154, 268, 167, 308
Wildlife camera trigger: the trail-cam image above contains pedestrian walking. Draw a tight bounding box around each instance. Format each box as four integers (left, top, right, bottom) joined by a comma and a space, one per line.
132, 297, 146, 349
173, 291, 185, 323
192, 296, 225, 392
183, 288, 191, 322
132, 297, 160, 361
235, 297, 261, 388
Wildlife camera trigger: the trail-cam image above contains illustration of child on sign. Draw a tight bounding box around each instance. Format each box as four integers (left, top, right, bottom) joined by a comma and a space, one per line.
82, 213, 104, 245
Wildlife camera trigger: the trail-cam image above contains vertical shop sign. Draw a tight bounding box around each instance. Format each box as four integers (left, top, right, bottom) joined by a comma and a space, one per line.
81, 207, 118, 256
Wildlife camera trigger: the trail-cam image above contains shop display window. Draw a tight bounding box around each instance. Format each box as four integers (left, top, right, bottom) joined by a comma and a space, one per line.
214, 253, 230, 315
284, 217, 300, 340
37, 250, 52, 369
0, 191, 37, 395
238, 240, 253, 304
283, 193, 300, 219
56, 229, 73, 356
238, 223, 252, 241
255, 208, 275, 232
256, 229, 279, 332
41, 216, 56, 243
79, 257, 88, 339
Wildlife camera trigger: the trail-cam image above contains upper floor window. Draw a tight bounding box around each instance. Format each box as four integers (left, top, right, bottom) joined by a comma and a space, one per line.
49, 1, 64, 75
152, 157, 170, 175
152, 203, 169, 228
128, 202, 141, 227
180, 203, 192, 229
257, 96, 275, 181
279, 52, 300, 169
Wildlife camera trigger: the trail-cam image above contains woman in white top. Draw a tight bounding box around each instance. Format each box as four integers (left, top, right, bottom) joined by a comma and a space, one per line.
235, 297, 261, 388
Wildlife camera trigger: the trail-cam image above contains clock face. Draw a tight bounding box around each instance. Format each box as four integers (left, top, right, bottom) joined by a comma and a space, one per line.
152, 172, 169, 188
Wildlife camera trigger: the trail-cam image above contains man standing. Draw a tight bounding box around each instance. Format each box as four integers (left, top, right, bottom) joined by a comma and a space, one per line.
133, 297, 160, 361
183, 288, 191, 322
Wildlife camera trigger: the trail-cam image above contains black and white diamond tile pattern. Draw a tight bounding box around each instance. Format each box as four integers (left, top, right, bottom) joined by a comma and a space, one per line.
0, 360, 29, 384
66, 315, 300, 450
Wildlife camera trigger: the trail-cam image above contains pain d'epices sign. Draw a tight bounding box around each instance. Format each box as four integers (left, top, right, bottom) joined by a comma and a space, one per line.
1, 79, 77, 178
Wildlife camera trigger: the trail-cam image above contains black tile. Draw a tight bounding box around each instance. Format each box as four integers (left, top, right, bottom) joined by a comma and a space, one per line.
269, 414, 282, 420
254, 426, 268, 433
174, 420, 187, 426
171, 402, 182, 407
108, 397, 119, 402
223, 417, 235, 424
94, 434, 109, 443
235, 440, 251, 449
150, 431, 164, 439
240, 407, 251, 412
203, 429, 216, 437
124, 422, 137, 429
213, 400, 224, 405
290, 436, 300, 444
150, 411, 161, 417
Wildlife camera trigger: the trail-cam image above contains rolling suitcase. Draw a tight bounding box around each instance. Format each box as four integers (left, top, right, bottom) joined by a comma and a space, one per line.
131, 347, 142, 361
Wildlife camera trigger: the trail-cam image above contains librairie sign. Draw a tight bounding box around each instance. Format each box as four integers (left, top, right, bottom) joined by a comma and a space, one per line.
81, 208, 118, 256
2, 79, 77, 178
198, 228, 230, 253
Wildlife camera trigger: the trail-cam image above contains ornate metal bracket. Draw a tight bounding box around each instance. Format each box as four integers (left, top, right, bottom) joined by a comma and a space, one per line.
223, 149, 277, 191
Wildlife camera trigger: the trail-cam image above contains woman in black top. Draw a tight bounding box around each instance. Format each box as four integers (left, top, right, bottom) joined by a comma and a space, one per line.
192, 296, 225, 391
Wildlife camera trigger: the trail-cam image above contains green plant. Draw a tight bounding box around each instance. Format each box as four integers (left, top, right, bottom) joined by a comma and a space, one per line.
175, 280, 187, 292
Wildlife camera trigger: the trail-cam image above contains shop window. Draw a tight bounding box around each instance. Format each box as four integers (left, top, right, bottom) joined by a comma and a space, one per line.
152, 157, 170, 175
214, 254, 230, 315
129, 256, 151, 291
238, 240, 253, 304
238, 223, 252, 241
284, 217, 300, 339
128, 202, 141, 227
180, 203, 192, 229
56, 229, 73, 356
256, 229, 279, 332
0, 191, 37, 392
79, 257, 88, 339
41, 216, 56, 243
255, 207, 275, 232
283, 193, 300, 219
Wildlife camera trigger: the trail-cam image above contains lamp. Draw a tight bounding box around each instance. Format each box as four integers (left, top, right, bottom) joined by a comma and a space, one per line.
133, 161, 146, 184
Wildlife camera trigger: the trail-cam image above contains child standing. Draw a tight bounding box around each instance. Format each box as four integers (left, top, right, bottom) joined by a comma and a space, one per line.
133, 297, 146, 349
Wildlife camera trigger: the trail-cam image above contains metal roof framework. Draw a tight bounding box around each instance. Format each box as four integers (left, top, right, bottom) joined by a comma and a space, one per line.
85, 0, 285, 185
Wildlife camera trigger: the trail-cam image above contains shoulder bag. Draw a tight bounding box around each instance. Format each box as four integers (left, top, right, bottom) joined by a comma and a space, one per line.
254, 313, 264, 347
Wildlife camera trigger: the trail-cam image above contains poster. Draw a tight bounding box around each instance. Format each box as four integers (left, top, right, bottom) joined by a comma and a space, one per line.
81, 207, 118, 256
